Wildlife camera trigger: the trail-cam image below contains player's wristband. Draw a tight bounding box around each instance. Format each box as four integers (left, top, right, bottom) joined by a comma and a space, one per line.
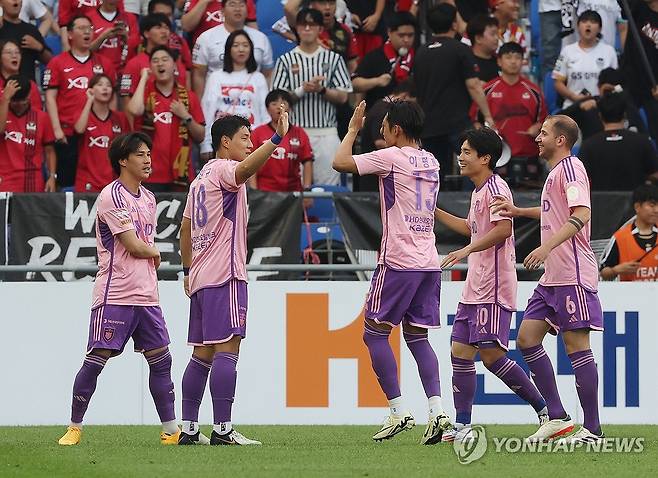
183, 267, 190, 276
271, 133, 283, 145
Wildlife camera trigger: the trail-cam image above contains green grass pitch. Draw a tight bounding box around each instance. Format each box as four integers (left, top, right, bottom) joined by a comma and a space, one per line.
1, 425, 656, 477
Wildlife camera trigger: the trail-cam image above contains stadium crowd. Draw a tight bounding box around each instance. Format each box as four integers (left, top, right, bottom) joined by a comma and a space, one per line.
0, 0, 657, 275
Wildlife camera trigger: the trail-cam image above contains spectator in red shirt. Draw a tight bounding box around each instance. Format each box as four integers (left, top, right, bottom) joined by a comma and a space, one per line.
88, 0, 140, 74
120, 13, 190, 104
59, 0, 125, 52
0, 39, 42, 111
126, 46, 205, 192
74, 73, 131, 192
0, 75, 56, 192
44, 14, 117, 188
182, 0, 257, 44
470, 42, 546, 188
250, 89, 314, 200
347, 0, 386, 60
148, 0, 194, 78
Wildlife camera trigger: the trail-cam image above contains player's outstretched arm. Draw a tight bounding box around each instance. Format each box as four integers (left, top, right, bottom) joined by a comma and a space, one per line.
179, 217, 192, 296
434, 208, 470, 237
117, 230, 161, 260
441, 220, 512, 269
235, 104, 289, 184
333, 100, 365, 174
524, 205, 591, 270
491, 195, 541, 220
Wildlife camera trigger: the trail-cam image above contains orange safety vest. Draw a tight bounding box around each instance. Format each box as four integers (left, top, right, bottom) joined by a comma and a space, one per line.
613, 223, 658, 281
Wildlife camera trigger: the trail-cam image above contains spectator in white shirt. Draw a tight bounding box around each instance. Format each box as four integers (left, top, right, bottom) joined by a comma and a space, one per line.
553, 9, 618, 108
562, 0, 627, 51
200, 29, 269, 157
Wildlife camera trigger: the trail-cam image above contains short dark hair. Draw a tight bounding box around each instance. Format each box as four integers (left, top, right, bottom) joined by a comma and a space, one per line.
598, 67, 623, 86
149, 45, 174, 60
460, 127, 502, 170
597, 91, 626, 123
578, 9, 603, 27
147, 0, 175, 14
223, 30, 257, 73
384, 100, 424, 142
67, 14, 92, 32
140, 13, 171, 35
211, 115, 251, 152
221, 0, 247, 4
6, 74, 31, 102
387, 12, 417, 32
498, 41, 524, 57
109, 132, 153, 176
0, 39, 20, 55
390, 78, 415, 97
633, 183, 658, 204
427, 3, 457, 34
466, 14, 498, 44
547, 114, 580, 148
265, 88, 294, 107
296, 8, 323, 27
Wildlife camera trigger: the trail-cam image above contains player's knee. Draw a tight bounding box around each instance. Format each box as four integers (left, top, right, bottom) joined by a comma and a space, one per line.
479, 347, 505, 367
516, 332, 534, 350
145, 347, 172, 373
363, 320, 390, 347
403, 330, 428, 346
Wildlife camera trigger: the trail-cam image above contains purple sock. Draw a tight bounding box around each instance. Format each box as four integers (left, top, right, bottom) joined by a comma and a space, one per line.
451, 355, 476, 425
363, 322, 400, 400
70, 354, 107, 423
521, 344, 567, 420
210, 352, 238, 425
486, 355, 547, 413
569, 350, 600, 434
145, 349, 176, 423
182, 356, 212, 422
403, 331, 440, 398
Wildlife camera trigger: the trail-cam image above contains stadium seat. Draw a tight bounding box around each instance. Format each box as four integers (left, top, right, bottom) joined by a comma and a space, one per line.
305, 184, 349, 222
543, 71, 560, 114
44, 35, 62, 57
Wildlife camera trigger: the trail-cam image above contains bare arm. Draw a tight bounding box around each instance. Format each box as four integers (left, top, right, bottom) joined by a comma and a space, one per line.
38, 10, 55, 37
192, 64, 207, 98
302, 161, 313, 189
283, 0, 303, 28
73, 91, 94, 134
45, 88, 65, 141
180, 216, 192, 268
60, 27, 70, 52
44, 144, 57, 192
490, 195, 541, 220
181, 0, 211, 32
117, 230, 161, 259
125, 69, 149, 117
618, 22, 628, 50
441, 220, 513, 268
333, 100, 365, 173
352, 74, 391, 93
323, 88, 348, 105
235, 106, 290, 184
554, 77, 579, 103
465, 77, 494, 126
434, 208, 470, 236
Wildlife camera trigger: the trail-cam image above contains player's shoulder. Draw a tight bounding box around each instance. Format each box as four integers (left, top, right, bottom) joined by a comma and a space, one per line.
484, 173, 511, 200
559, 155, 587, 181
98, 180, 124, 207
139, 185, 157, 202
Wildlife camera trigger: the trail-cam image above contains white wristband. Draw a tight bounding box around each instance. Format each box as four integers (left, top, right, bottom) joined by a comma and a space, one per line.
294, 86, 305, 98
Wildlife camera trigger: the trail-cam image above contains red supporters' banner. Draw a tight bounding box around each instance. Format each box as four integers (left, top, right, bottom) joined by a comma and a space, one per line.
7, 191, 302, 282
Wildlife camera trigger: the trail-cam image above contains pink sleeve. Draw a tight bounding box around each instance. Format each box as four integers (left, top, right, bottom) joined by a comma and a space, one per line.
98, 192, 135, 235
214, 161, 240, 191
563, 160, 591, 210
353, 149, 392, 176
489, 183, 513, 223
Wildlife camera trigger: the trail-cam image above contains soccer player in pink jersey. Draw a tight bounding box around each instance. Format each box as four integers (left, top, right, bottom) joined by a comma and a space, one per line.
178, 107, 289, 446
59, 132, 179, 446
492, 115, 604, 444
434, 128, 548, 442
333, 100, 453, 444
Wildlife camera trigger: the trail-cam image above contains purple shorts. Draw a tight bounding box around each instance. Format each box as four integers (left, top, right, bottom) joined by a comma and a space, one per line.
523, 284, 604, 335
87, 305, 170, 355
365, 265, 441, 328
451, 303, 513, 350
188, 280, 247, 345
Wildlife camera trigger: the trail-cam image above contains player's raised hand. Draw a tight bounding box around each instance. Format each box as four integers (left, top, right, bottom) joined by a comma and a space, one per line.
490, 195, 518, 217
441, 246, 471, 269
523, 244, 550, 270
348, 100, 366, 134
275, 103, 289, 137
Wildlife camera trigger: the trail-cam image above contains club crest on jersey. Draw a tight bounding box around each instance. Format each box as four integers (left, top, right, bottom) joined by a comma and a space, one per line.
522, 92, 531, 99
289, 137, 300, 147
491, 92, 503, 98
112, 124, 122, 133
291, 63, 300, 75
93, 64, 104, 75
596, 57, 604, 68
474, 199, 482, 213
26, 122, 37, 132
103, 327, 114, 341
321, 62, 329, 73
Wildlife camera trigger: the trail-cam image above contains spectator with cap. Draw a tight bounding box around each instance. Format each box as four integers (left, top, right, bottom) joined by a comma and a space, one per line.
560, 67, 648, 140
600, 184, 658, 281
553, 9, 617, 108
580, 91, 658, 192
467, 13, 500, 84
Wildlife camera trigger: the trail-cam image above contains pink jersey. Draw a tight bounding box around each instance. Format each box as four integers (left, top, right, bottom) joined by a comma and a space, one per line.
92, 180, 159, 308
183, 158, 248, 294
540, 156, 599, 291
461, 174, 517, 310
353, 146, 441, 270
